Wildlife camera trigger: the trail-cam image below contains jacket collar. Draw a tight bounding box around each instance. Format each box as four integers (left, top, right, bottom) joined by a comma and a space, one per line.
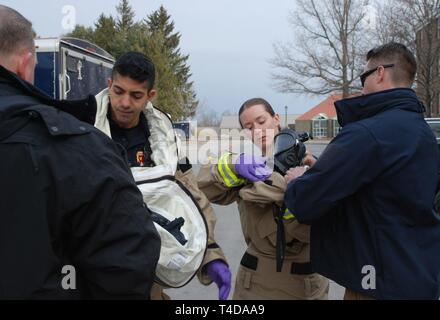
0, 65, 96, 135
334, 88, 425, 127
0, 65, 58, 109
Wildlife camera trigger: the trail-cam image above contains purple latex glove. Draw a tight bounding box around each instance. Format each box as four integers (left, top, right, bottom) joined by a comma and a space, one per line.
206, 260, 232, 300
235, 153, 273, 182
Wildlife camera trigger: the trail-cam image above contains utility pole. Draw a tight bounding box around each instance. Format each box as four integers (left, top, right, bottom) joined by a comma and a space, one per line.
285, 105, 288, 128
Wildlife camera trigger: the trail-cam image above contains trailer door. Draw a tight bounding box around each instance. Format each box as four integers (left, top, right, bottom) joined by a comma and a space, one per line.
60, 47, 114, 100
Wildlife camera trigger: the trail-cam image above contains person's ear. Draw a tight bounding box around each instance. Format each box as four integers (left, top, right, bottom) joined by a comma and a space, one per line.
16, 51, 34, 83
274, 113, 281, 127
148, 89, 157, 101
377, 66, 387, 84
107, 78, 113, 89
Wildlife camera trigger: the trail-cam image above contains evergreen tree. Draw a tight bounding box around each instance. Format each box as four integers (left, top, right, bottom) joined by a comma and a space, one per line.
92, 14, 117, 54
146, 6, 180, 55
65, 1, 198, 120
113, 0, 141, 58
67, 25, 95, 43
145, 6, 198, 119
139, 29, 185, 120
116, 0, 135, 33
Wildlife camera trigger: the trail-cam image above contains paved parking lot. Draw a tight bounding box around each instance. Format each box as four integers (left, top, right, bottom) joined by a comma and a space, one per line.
166, 141, 346, 300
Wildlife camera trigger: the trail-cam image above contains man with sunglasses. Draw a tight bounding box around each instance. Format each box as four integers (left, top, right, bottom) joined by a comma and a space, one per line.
283, 42, 440, 300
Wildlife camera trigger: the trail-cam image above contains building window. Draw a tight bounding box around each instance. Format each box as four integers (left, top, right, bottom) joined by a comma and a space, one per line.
333, 120, 342, 136
313, 115, 328, 138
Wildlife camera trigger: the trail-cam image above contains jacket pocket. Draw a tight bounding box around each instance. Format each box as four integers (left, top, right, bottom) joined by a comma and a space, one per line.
255, 210, 278, 248
255, 211, 305, 255
285, 220, 311, 244
284, 221, 308, 256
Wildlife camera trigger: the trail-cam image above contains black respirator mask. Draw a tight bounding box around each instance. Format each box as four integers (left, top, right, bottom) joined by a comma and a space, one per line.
273, 129, 311, 175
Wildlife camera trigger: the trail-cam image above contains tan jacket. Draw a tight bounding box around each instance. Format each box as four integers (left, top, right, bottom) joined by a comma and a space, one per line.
197, 158, 311, 263
175, 167, 228, 284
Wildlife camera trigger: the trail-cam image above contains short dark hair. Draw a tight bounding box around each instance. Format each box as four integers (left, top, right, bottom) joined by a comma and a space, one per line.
366, 42, 417, 86
0, 5, 35, 58
112, 52, 156, 91
238, 98, 276, 128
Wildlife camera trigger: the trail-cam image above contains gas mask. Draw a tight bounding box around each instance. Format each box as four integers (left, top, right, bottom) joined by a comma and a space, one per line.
273, 129, 311, 175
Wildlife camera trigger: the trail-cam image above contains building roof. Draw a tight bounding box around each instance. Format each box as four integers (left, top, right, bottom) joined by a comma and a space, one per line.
297, 94, 343, 121
220, 114, 301, 129
296, 92, 363, 121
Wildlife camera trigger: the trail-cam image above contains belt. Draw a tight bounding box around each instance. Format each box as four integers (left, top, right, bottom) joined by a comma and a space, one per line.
240, 252, 314, 275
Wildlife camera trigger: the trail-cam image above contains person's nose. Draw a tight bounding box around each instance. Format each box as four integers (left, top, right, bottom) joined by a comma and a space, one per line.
253, 128, 263, 139
120, 94, 131, 108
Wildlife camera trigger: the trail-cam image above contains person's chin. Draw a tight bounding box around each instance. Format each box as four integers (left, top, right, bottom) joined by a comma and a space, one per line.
262, 140, 274, 149
254, 140, 264, 149
115, 116, 132, 128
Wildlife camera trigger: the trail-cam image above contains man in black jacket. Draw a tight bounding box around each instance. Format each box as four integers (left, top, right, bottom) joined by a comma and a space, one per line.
0, 5, 161, 299
284, 43, 440, 300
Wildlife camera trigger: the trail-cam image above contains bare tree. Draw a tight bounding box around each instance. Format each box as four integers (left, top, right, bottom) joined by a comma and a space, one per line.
196, 100, 222, 128
374, 0, 440, 116
373, 2, 411, 44
271, 0, 373, 98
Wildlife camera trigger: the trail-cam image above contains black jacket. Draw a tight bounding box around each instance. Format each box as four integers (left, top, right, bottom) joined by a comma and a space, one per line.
285, 88, 440, 299
0, 66, 161, 299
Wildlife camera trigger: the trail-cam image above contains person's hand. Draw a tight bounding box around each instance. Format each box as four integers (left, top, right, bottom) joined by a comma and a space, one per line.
206, 260, 232, 300
302, 151, 317, 167
284, 166, 309, 184
234, 154, 273, 182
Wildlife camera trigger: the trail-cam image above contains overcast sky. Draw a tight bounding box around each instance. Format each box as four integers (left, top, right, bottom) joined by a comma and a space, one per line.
3, 0, 327, 116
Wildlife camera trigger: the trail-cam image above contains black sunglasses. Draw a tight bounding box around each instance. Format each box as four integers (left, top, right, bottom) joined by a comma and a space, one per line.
360, 64, 394, 87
